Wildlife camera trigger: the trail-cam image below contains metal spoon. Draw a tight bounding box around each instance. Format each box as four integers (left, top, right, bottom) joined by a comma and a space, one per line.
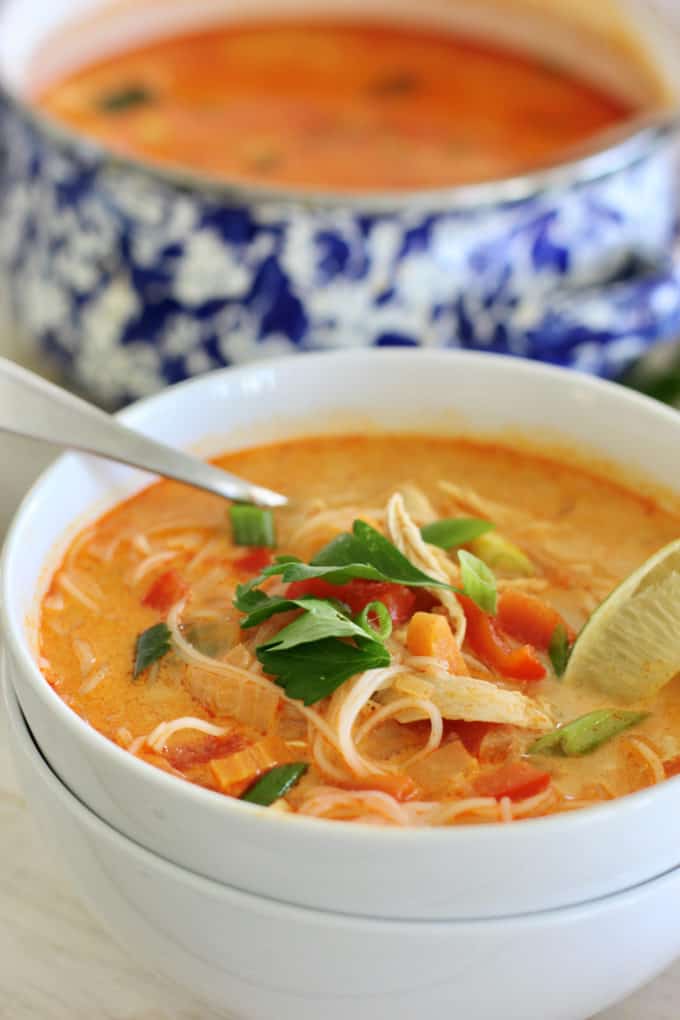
0, 357, 287, 508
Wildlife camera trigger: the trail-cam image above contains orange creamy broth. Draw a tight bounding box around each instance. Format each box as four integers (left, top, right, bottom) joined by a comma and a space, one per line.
38, 434, 680, 824
34, 20, 634, 191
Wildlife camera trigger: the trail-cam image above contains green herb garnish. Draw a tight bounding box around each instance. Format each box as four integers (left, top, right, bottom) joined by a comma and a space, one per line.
356, 600, 392, 641
549, 623, 570, 678
529, 709, 648, 757
134, 622, 171, 678
258, 637, 390, 705
98, 84, 154, 113
236, 519, 493, 604
229, 503, 276, 548
254, 596, 391, 703
256, 597, 377, 651
458, 550, 497, 615
420, 517, 494, 551
234, 518, 500, 705
241, 763, 309, 805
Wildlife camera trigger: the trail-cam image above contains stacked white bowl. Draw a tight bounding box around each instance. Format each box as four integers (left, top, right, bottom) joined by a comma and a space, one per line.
4, 351, 680, 1019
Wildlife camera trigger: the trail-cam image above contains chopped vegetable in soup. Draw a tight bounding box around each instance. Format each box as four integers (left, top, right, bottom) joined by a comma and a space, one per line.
39, 435, 680, 826
33, 20, 634, 191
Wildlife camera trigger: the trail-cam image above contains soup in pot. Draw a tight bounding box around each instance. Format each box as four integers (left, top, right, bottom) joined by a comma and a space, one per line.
38, 434, 680, 826
34, 19, 635, 191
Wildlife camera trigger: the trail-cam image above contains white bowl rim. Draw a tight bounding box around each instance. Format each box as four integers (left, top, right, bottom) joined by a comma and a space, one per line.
6, 667, 680, 928
4, 348, 680, 851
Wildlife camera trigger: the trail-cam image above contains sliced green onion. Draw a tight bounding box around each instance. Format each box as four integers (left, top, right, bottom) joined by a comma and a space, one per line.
549, 623, 570, 678
241, 763, 308, 805
529, 709, 648, 757
458, 549, 497, 615
420, 517, 494, 551
356, 600, 393, 641
134, 622, 171, 679
229, 503, 276, 548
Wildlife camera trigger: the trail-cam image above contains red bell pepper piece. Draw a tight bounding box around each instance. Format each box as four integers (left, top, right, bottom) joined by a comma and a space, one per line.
458, 594, 546, 682
233, 546, 273, 575
449, 720, 499, 757
142, 570, 188, 615
474, 761, 551, 801
497, 589, 575, 649
286, 578, 416, 625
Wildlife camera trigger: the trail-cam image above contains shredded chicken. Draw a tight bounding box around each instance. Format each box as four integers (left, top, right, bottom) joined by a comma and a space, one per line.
377, 667, 552, 730
386, 493, 466, 641
397, 483, 438, 525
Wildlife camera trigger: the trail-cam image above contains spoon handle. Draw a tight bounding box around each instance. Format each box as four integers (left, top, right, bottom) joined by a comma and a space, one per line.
0, 358, 286, 508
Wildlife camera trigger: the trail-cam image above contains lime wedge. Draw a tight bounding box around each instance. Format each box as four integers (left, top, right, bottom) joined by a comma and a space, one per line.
563, 539, 680, 701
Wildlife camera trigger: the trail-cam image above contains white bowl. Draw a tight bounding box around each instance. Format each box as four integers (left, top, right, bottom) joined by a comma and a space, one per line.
6, 670, 680, 1020
4, 350, 680, 920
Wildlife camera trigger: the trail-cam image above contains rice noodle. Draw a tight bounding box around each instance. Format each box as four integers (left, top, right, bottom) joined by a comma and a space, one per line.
130, 550, 178, 586
145, 716, 232, 753
287, 506, 385, 553
499, 796, 513, 823
187, 536, 229, 575
311, 731, 350, 782
298, 786, 413, 825
64, 526, 96, 567
624, 737, 666, 786
58, 573, 101, 612
354, 696, 443, 766
116, 727, 134, 747
72, 637, 96, 675
79, 665, 109, 695
131, 533, 152, 556
510, 786, 559, 818
424, 797, 500, 824
328, 666, 405, 776
167, 601, 344, 757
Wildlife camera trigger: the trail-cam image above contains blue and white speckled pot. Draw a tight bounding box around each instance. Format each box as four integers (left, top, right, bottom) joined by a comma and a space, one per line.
1, 0, 680, 406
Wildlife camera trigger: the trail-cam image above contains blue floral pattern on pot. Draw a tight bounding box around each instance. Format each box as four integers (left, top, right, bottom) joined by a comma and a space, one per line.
1, 99, 680, 406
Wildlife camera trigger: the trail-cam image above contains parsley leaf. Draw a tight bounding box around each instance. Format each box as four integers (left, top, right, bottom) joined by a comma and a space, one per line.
420, 517, 494, 550
257, 597, 372, 650
258, 637, 391, 704
236, 521, 453, 604
134, 622, 171, 678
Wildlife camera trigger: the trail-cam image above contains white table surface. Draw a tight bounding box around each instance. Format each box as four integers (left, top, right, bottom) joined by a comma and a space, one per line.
1, 326, 679, 1020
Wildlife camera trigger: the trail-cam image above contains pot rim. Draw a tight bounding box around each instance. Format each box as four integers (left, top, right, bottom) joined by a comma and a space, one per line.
1, 77, 679, 213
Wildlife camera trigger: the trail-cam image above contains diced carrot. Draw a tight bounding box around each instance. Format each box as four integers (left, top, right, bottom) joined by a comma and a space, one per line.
497, 590, 575, 649
142, 569, 188, 615
458, 594, 546, 682
334, 773, 419, 802
233, 546, 273, 574
406, 611, 468, 674
664, 755, 680, 779
473, 761, 551, 801
210, 735, 296, 794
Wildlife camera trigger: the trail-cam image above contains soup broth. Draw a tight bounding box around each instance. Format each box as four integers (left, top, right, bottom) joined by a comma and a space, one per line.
34, 19, 634, 191
38, 434, 680, 826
